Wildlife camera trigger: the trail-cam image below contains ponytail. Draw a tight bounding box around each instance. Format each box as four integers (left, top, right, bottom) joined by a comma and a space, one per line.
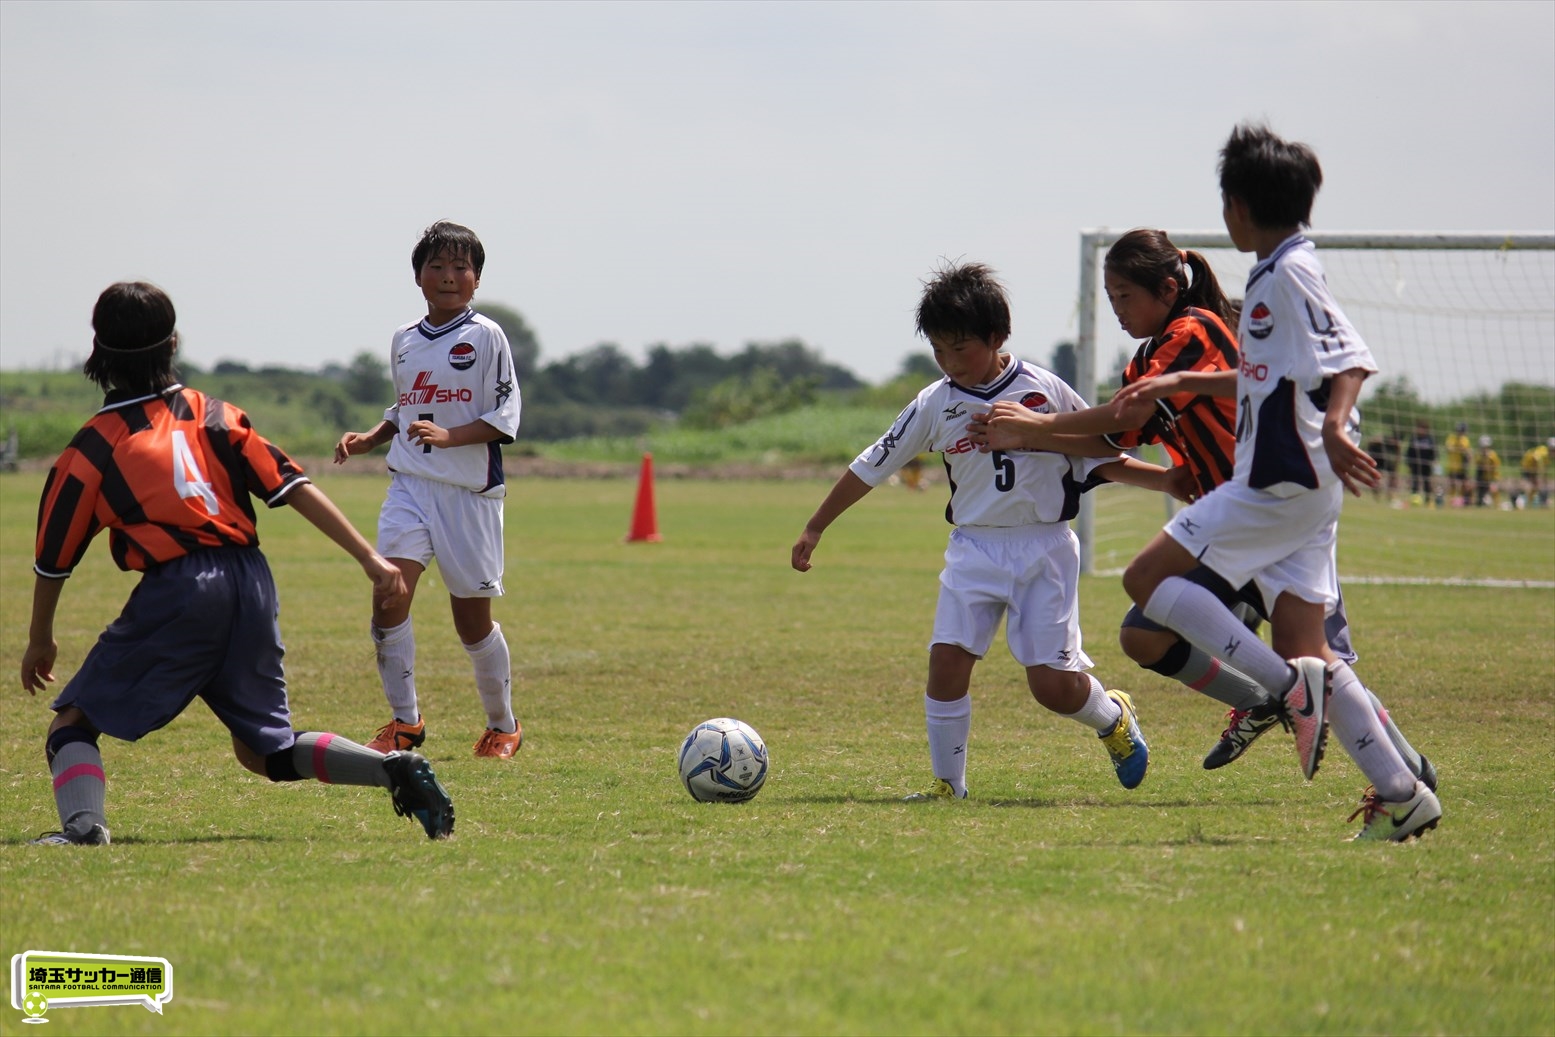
1178, 250, 1237, 329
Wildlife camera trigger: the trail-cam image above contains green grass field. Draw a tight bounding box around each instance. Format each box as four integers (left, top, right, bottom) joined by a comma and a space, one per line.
1, 470, 1552, 1035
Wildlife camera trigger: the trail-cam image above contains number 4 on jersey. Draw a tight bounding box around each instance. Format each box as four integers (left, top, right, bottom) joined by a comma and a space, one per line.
171, 429, 221, 515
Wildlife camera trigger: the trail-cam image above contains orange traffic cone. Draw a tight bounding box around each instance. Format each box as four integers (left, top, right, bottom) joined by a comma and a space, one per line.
626, 452, 662, 542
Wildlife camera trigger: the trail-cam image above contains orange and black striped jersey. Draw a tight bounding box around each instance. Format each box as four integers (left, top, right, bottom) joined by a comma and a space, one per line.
35, 385, 308, 577
1104, 307, 1239, 497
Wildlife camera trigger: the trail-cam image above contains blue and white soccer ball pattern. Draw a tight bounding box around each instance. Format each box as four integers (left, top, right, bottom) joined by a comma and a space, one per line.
678, 718, 769, 802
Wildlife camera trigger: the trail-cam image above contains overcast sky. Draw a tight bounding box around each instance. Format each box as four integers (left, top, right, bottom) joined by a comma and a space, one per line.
2, 1, 1552, 389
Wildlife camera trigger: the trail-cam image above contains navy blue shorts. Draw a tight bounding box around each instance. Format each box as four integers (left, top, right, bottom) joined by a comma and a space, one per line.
52, 547, 296, 755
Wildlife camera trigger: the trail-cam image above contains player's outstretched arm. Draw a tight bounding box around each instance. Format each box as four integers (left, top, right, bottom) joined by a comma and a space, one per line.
284, 482, 408, 609
968, 399, 1147, 456
1322, 368, 1380, 497
966, 401, 1059, 451
21, 575, 64, 694
1091, 457, 1195, 503
792, 470, 872, 572
334, 420, 397, 464
1111, 370, 1235, 420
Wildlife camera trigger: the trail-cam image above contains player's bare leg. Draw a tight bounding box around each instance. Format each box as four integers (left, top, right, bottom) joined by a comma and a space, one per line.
1029, 666, 1149, 790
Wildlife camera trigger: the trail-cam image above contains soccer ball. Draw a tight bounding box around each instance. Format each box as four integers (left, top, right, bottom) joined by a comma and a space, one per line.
678, 718, 769, 803
22, 992, 47, 1017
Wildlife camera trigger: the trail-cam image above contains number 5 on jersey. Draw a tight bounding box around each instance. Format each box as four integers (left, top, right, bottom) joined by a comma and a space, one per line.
992, 449, 1015, 492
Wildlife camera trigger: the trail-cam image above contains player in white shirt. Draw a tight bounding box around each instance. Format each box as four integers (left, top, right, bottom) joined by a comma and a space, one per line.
1120, 124, 1441, 841
792, 262, 1187, 800
335, 222, 525, 760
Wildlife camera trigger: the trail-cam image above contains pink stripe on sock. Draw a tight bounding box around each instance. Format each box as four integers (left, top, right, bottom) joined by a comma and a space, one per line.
1188, 658, 1221, 691
53, 763, 105, 790
311, 732, 337, 784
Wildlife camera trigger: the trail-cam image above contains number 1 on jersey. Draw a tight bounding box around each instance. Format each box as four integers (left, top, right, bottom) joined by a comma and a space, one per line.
171, 430, 221, 515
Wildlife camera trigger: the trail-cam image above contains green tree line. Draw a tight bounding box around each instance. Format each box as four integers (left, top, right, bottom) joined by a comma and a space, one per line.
1, 299, 1549, 463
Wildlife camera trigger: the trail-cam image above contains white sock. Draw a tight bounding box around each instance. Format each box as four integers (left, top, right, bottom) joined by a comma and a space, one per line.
1328, 661, 1415, 801
1063, 674, 1122, 733
465, 623, 515, 733
1366, 686, 1425, 775
372, 618, 419, 723
924, 694, 970, 797
1144, 577, 1295, 697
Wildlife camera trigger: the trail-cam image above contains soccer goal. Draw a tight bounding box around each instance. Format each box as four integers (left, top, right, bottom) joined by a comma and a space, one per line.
1074, 230, 1555, 575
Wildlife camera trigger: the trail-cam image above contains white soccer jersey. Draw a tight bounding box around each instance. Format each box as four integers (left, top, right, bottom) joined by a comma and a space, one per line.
383, 309, 522, 496
1234, 235, 1377, 498
849, 357, 1117, 527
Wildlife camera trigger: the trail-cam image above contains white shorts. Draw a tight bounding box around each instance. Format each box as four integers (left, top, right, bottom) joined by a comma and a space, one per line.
931, 524, 1093, 671
1163, 481, 1341, 611
378, 472, 505, 598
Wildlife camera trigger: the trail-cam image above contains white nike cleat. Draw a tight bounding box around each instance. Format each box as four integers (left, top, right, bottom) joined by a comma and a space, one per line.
1282, 657, 1330, 781
1349, 780, 1442, 842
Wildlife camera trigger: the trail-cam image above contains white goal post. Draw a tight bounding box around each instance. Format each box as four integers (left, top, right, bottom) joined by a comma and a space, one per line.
1074, 230, 1555, 575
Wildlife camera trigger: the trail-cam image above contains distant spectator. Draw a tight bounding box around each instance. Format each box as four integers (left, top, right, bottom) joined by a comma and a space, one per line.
1403, 420, 1437, 503
1473, 435, 1501, 507
1378, 431, 1402, 500
1519, 438, 1551, 508
1444, 422, 1472, 503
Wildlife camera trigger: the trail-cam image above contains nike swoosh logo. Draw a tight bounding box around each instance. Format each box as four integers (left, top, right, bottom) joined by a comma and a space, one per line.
1292, 674, 1317, 718
1391, 802, 1420, 829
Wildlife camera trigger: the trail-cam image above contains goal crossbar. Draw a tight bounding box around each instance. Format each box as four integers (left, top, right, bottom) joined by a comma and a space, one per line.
1074, 229, 1555, 575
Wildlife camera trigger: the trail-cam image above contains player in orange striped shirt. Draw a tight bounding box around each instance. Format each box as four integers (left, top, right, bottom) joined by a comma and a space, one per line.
21, 282, 455, 844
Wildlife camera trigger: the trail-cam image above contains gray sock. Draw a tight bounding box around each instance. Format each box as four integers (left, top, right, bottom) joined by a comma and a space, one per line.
290, 732, 392, 789
1169, 646, 1272, 711
1366, 687, 1425, 775
50, 740, 107, 836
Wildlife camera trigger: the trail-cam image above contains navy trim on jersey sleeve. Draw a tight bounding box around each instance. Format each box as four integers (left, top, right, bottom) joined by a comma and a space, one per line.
483, 441, 505, 492
863, 404, 919, 470
1057, 467, 1086, 522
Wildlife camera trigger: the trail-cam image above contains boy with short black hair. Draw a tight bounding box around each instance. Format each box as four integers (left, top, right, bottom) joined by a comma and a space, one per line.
336, 221, 524, 759
792, 261, 1181, 799
23, 282, 454, 844
1120, 123, 1441, 841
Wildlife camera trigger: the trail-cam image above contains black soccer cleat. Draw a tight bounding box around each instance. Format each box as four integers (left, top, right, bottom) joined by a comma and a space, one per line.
383, 751, 454, 840
1202, 699, 1288, 770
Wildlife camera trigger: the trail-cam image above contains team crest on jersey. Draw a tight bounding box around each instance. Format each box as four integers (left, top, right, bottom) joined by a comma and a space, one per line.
1247, 302, 1274, 340
1019, 391, 1049, 410
448, 342, 477, 370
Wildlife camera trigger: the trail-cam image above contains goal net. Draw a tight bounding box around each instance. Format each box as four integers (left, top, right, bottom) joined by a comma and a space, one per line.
1073, 230, 1555, 577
